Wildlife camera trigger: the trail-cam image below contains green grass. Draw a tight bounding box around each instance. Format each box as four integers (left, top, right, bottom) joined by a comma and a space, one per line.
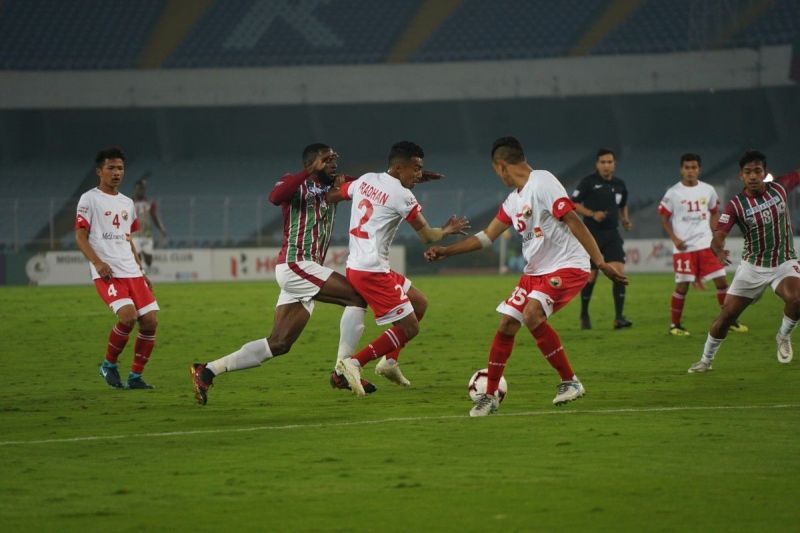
0, 274, 798, 532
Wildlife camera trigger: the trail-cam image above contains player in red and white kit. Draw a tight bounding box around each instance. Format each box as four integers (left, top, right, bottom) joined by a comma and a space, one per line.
132, 177, 167, 273
327, 141, 469, 395
658, 153, 748, 336
425, 137, 626, 416
75, 147, 159, 390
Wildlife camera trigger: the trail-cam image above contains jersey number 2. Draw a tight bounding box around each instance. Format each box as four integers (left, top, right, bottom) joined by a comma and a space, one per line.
350, 199, 373, 239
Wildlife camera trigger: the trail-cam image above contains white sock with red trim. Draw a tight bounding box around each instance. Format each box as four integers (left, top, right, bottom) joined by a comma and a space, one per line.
336, 306, 366, 364
207, 339, 272, 375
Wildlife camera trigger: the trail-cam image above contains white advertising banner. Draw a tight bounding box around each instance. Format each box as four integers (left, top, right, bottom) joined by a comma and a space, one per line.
25, 246, 406, 285
622, 238, 800, 273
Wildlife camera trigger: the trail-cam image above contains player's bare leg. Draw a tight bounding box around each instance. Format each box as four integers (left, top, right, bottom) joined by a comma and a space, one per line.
191, 303, 308, 405
670, 281, 691, 336
711, 275, 748, 333
609, 260, 631, 329
773, 276, 800, 363
99, 304, 137, 389
689, 295, 751, 373
127, 310, 157, 389
314, 272, 376, 393
522, 299, 585, 405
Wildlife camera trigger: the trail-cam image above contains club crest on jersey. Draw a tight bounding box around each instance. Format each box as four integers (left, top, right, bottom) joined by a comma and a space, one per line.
521, 204, 532, 218
121, 210, 129, 221
548, 277, 562, 288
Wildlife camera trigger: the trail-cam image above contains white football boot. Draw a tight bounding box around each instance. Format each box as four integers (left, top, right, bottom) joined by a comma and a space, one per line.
469, 392, 499, 417
335, 359, 366, 396
375, 356, 411, 387
776, 334, 793, 364
553, 380, 585, 406
687, 359, 713, 373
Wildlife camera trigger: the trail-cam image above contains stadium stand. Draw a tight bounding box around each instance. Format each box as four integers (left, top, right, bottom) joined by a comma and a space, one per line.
0, 0, 164, 70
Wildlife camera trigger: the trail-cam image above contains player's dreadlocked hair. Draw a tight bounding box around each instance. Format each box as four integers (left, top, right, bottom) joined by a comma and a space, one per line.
95, 146, 126, 167
388, 141, 424, 166
491, 137, 526, 164
302, 143, 331, 167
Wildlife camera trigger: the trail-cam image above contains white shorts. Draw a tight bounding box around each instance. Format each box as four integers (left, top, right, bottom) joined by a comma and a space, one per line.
727, 259, 800, 300
274, 261, 334, 314
132, 237, 154, 255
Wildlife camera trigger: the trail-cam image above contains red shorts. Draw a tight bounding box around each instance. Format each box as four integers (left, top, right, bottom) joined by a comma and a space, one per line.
673, 249, 726, 283
346, 269, 414, 326
94, 277, 159, 316
496, 268, 589, 320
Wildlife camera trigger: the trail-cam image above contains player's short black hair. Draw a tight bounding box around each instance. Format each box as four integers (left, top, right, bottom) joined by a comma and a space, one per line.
596, 148, 616, 160
95, 146, 125, 168
739, 150, 767, 170
491, 136, 526, 164
388, 141, 424, 166
680, 153, 702, 166
302, 143, 331, 167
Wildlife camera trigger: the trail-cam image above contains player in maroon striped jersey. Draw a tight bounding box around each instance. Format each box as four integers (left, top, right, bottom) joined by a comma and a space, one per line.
689, 151, 800, 373
190, 144, 376, 405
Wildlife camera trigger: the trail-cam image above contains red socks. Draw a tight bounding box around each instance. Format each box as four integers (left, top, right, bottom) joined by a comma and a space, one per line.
131, 329, 156, 374
671, 292, 686, 325
384, 312, 424, 361
486, 332, 515, 395
531, 322, 574, 381
105, 322, 133, 365
354, 326, 408, 367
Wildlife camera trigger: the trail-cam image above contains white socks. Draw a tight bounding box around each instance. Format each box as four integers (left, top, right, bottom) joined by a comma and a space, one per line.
778, 315, 798, 337
337, 306, 366, 362
702, 334, 724, 363
207, 338, 272, 375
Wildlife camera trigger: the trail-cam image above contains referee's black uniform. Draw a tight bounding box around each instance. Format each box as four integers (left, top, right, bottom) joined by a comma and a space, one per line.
571, 172, 631, 329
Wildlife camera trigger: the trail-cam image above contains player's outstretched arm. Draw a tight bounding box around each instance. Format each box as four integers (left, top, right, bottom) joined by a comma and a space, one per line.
412, 213, 470, 244
562, 211, 628, 284
424, 218, 508, 262
417, 170, 445, 183
75, 228, 113, 280
777, 168, 800, 192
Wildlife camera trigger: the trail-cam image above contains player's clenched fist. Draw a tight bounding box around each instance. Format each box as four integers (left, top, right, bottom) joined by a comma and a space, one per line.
424, 246, 447, 262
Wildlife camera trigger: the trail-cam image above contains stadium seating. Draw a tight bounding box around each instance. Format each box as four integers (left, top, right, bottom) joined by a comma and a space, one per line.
0, 0, 163, 70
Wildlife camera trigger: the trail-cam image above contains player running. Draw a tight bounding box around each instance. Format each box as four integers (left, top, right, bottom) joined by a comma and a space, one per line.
688, 151, 800, 373
658, 153, 748, 336
75, 147, 159, 390
190, 144, 376, 405
328, 141, 469, 395
425, 137, 627, 416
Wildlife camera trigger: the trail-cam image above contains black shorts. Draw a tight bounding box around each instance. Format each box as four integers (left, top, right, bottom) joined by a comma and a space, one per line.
590, 228, 625, 266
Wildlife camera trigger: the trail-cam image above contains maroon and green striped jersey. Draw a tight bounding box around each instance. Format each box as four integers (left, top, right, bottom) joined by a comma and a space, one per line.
717, 171, 800, 267
269, 170, 337, 265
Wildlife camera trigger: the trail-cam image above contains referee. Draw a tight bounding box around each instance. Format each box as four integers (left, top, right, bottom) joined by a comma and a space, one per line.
571, 149, 633, 330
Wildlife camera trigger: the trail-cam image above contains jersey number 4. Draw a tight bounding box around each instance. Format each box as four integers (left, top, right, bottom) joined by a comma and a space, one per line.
350, 199, 373, 239
112, 214, 121, 228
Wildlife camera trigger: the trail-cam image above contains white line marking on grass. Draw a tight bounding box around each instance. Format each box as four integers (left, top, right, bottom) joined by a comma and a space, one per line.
2, 403, 798, 446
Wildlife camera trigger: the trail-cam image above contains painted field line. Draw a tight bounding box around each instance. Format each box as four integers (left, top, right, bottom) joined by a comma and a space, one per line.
2, 403, 798, 447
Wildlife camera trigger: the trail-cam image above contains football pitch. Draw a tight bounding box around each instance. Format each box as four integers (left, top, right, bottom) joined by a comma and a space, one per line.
1, 273, 798, 532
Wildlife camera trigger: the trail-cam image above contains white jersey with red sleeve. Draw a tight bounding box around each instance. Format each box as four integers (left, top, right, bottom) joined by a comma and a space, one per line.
341, 172, 421, 273
657, 181, 719, 253
75, 187, 142, 279
496, 170, 590, 276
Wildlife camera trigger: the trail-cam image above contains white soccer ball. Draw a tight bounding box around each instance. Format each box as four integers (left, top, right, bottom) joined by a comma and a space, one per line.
468, 368, 508, 402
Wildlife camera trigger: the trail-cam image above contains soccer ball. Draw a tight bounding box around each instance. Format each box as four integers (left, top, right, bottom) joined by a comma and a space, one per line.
467, 369, 507, 402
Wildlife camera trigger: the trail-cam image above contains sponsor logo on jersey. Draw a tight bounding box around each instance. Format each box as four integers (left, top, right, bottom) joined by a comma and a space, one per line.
105, 211, 112, 216
102, 232, 127, 241
548, 277, 562, 288
533, 227, 543, 238
78, 206, 89, 214
719, 213, 730, 224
